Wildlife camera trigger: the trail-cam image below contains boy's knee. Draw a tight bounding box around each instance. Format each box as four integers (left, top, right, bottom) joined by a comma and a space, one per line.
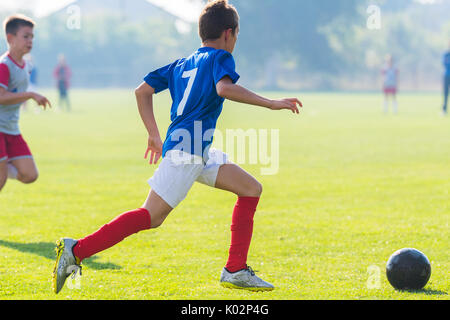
19, 171, 39, 184
247, 180, 263, 198
0, 163, 7, 190
237, 179, 263, 198
0, 177, 6, 191
254, 181, 263, 197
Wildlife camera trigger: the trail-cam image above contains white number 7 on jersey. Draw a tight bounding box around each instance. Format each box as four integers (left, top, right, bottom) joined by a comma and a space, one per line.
177, 68, 198, 116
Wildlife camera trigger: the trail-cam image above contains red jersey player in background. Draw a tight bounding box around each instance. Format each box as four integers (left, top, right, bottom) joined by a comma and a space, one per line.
53, 53, 72, 112
381, 54, 399, 114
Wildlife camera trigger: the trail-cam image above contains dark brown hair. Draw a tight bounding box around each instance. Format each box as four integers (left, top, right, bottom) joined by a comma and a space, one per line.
4, 14, 35, 35
199, 0, 239, 42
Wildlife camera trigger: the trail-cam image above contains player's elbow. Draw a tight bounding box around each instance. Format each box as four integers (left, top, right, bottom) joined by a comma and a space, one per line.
135, 82, 155, 98
134, 86, 145, 98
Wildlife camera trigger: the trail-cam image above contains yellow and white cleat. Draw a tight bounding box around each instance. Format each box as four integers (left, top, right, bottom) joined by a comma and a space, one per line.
52, 238, 82, 294
220, 266, 275, 292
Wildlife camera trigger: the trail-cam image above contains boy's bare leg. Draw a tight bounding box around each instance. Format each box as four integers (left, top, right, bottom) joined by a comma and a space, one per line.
10, 157, 38, 184
0, 160, 7, 191
142, 189, 174, 228
215, 163, 262, 197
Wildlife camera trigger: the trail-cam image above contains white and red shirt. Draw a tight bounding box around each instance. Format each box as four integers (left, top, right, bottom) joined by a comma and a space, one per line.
53, 63, 71, 88
0, 52, 30, 135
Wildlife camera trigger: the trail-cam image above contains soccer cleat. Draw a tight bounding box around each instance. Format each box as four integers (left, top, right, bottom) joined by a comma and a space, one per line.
52, 238, 82, 294
220, 266, 275, 292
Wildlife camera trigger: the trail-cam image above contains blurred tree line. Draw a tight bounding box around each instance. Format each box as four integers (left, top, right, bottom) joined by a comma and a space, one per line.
0, 0, 448, 91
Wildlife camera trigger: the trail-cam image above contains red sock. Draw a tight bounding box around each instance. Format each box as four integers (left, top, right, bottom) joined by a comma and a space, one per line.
73, 208, 151, 262
225, 197, 260, 273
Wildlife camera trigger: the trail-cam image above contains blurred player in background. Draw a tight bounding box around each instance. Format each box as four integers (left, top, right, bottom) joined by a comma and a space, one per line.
0, 15, 51, 192
22, 53, 39, 113
53, 54, 71, 112
442, 42, 450, 116
381, 54, 399, 114
28, 55, 38, 94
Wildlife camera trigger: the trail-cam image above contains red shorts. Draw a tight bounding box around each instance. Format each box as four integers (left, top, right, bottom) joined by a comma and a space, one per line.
384, 87, 397, 95
0, 132, 33, 162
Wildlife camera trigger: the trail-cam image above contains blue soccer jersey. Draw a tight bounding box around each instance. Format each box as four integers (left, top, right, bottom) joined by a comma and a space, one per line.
444, 51, 450, 77
144, 47, 240, 160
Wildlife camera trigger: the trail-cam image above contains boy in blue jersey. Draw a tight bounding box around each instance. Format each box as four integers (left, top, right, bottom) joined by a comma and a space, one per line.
53, 0, 302, 293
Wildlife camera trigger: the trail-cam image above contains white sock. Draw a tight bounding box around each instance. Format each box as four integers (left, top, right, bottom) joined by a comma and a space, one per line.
7, 163, 18, 180
393, 100, 398, 114
384, 99, 389, 113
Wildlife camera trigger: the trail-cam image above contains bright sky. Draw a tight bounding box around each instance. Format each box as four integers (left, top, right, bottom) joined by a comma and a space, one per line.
147, 0, 204, 22
0, 0, 204, 22
0, 0, 441, 21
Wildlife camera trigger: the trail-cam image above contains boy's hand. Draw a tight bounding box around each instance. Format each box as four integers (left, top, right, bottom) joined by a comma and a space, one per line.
269, 98, 302, 114
144, 135, 163, 165
31, 92, 52, 110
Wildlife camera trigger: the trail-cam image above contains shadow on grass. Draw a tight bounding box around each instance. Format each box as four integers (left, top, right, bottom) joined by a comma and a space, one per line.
0, 240, 121, 270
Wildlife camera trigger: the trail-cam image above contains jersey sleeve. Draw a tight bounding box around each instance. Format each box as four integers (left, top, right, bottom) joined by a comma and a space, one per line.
213, 50, 240, 85
0, 63, 10, 89
144, 60, 179, 94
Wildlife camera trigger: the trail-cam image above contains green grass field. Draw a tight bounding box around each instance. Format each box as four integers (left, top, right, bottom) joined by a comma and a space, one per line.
0, 89, 448, 300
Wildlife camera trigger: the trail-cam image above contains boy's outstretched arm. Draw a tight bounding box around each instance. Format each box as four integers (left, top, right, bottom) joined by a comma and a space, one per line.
216, 76, 302, 113
0, 87, 51, 109
135, 82, 163, 165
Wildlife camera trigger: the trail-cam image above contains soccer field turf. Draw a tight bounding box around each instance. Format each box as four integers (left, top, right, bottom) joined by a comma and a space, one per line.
0, 89, 448, 300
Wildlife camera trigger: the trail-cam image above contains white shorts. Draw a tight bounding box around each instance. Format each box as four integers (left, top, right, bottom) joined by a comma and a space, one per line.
148, 148, 231, 208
